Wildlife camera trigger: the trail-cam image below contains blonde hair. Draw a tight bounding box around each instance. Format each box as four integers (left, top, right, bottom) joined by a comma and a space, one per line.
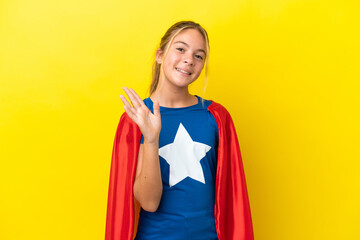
150, 21, 210, 99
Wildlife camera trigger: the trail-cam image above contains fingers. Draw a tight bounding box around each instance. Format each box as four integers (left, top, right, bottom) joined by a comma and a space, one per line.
120, 95, 137, 120
119, 94, 132, 109
153, 99, 161, 117
123, 87, 142, 108
128, 88, 146, 108
122, 104, 136, 119
120, 87, 148, 124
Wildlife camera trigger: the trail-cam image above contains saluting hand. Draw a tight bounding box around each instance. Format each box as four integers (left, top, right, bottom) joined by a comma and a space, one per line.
120, 87, 161, 143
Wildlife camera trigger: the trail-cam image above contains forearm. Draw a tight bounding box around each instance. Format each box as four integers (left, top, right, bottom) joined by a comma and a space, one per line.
133, 140, 163, 212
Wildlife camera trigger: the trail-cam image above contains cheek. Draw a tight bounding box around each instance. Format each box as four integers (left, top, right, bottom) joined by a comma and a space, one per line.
196, 63, 205, 73
164, 56, 177, 69
162, 60, 172, 72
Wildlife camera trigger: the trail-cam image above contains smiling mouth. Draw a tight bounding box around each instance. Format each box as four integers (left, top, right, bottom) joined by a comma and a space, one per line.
175, 67, 192, 75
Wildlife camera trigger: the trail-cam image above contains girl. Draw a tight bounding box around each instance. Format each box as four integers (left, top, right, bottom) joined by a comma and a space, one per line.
105, 21, 254, 240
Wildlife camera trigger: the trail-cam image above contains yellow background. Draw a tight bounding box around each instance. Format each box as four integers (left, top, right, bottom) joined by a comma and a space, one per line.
1, 0, 359, 239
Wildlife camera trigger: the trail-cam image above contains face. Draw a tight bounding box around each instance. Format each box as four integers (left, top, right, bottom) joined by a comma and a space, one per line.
156, 28, 207, 90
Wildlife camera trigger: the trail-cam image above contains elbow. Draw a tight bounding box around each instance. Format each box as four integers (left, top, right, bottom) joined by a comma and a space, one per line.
141, 200, 160, 212
133, 186, 162, 213
136, 195, 161, 212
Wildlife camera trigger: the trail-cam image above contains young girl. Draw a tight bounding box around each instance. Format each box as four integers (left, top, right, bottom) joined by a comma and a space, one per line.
105, 21, 254, 240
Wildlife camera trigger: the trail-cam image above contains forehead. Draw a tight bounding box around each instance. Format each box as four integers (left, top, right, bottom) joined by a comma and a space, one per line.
172, 28, 206, 51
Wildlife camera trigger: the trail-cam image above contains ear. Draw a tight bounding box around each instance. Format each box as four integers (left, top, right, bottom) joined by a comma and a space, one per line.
155, 48, 163, 64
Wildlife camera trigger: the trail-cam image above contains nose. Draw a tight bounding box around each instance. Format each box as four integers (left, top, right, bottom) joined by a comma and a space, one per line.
183, 54, 194, 65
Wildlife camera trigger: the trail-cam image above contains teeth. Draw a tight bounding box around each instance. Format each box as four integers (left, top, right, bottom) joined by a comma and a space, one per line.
176, 68, 190, 75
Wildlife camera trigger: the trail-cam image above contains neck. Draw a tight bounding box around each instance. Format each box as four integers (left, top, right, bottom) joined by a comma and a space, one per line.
150, 81, 197, 108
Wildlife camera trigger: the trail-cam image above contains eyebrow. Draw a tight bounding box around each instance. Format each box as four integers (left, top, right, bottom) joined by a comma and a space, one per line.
174, 41, 206, 55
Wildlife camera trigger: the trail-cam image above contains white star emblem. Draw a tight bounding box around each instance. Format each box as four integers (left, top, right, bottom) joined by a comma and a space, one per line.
159, 123, 211, 187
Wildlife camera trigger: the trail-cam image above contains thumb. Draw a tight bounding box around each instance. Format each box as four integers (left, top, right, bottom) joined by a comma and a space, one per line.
153, 100, 161, 117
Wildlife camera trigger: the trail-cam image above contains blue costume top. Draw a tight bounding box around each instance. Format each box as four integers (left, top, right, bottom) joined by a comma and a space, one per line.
135, 95, 219, 240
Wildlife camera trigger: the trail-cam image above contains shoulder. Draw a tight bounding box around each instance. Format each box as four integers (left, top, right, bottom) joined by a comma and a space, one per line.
207, 99, 231, 117
116, 112, 141, 139
119, 111, 137, 128
207, 100, 237, 132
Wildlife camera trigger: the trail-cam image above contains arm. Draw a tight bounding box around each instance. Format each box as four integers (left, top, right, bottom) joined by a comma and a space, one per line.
133, 140, 162, 212
120, 87, 162, 212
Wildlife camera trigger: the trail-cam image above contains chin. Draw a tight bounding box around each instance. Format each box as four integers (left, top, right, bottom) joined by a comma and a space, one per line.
173, 78, 197, 88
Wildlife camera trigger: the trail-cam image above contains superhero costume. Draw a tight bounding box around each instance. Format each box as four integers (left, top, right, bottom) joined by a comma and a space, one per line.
105, 99, 254, 240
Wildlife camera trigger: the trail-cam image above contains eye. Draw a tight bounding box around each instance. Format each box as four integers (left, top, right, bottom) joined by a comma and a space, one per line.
195, 55, 204, 60
176, 48, 184, 52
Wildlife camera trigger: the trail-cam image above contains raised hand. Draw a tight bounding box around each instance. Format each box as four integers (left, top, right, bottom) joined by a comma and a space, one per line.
120, 87, 161, 144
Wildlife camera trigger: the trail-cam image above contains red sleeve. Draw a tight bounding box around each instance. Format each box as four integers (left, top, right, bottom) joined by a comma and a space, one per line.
105, 113, 141, 240
208, 102, 254, 240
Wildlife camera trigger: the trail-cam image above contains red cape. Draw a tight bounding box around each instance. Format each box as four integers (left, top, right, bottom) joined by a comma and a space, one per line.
105, 101, 254, 240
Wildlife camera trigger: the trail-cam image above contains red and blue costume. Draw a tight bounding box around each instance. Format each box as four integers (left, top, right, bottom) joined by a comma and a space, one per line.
105, 100, 254, 240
